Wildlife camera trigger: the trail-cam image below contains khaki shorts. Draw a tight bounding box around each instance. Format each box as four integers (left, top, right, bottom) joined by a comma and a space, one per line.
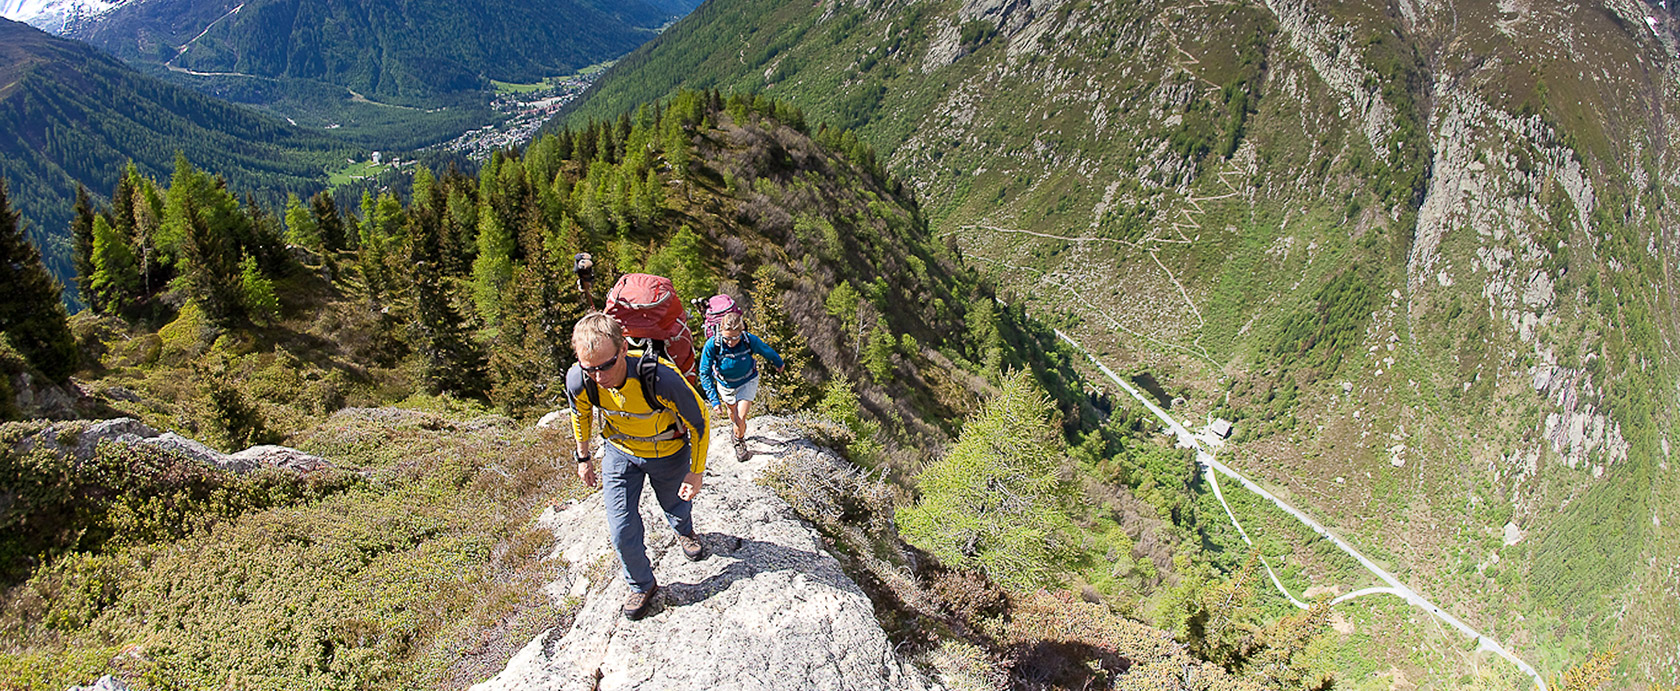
718, 376, 759, 405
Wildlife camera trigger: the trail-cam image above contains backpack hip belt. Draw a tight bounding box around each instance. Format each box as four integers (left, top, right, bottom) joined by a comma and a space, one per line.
603, 423, 684, 444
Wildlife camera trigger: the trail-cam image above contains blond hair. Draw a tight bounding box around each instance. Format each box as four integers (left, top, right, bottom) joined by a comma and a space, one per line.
572, 312, 623, 354
720, 311, 745, 332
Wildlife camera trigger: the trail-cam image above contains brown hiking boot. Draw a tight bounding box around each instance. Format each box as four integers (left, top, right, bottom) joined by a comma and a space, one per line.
622, 583, 658, 620
678, 532, 707, 561
732, 436, 748, 461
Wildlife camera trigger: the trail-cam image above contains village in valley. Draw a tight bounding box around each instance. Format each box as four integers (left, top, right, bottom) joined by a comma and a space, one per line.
439, 68, 605, 161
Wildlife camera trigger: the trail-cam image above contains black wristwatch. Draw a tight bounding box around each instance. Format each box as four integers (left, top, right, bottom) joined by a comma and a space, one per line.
573, 450, 591, 464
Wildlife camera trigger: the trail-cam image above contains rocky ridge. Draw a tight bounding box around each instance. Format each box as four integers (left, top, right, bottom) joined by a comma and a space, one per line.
473, 416, 928, 691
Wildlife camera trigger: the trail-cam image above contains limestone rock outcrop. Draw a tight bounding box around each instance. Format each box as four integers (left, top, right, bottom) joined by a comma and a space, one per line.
8, 417, 333, 474
473, 416, 929, 691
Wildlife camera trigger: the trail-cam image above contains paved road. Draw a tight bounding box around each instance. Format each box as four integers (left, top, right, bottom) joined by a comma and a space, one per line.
1053, 329, 1546, 690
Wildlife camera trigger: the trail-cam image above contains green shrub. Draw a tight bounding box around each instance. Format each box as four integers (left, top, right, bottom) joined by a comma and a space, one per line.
0, 438, 362, 586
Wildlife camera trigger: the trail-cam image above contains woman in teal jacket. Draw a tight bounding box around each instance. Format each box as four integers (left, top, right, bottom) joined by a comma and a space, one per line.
698, 311, 784, 461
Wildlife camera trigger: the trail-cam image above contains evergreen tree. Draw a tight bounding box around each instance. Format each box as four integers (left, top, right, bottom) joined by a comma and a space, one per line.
896, 371, 1080, 589
643, 225, 711, 304
443, 183, 477, 276
472, 197, 515, 325
1187, 551, 1261, 668
1246, 599, 1333, 690
239, 253, 280, 325
863, 316, 896, 382
120, 166, 169, 298
488, 262, 564, 416
638, 168, 664, 223
89, 215, 140, 315
407, 170, 446, 270
410, 258, 488, 398
0, 180, 80, 382
310, 191, 348, 252
748, 264, 818, 413
283, 193, 319, 249
194, 354, 275, 452
70, 185, 97, 310
663, 116, 693, 184
180, 197, 244, 326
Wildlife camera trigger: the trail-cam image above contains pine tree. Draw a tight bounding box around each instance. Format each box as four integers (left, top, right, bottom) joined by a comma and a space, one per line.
748, 264, 818, 413
1246, 599, 1332, 690
1187, 550, 1261, 668
70, 185, 97, 310
444, 184, 477, 276
472, 197, 515, 325
239, 253, 279, 325
283, 193, 319, 249
89, 215, 139, 315
411, 258, 488, 398
896, 371, 1081, 589
310, 191, 348, 252
181, 197, 244, 326
0, 180, 80, 382
488, 262, 563, 416
643, 225, 712, 304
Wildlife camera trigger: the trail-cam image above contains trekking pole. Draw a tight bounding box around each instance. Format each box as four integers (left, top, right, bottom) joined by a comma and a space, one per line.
573, 252, 596, 311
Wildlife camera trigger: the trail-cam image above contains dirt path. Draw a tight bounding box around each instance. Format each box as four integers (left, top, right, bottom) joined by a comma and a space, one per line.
1053, 328, 1548, 690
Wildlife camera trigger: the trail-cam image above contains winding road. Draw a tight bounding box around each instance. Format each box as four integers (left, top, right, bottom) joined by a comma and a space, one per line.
1052, 329, 1546, 689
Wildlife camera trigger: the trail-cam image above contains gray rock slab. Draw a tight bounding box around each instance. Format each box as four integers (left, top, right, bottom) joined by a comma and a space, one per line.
473, 417, 928, 691
227, 445, 334, 473
12, 418, 159, 461
134, 433, 250, 473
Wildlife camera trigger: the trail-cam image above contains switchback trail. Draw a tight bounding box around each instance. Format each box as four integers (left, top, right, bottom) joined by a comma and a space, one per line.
1053, 329, 1547, 690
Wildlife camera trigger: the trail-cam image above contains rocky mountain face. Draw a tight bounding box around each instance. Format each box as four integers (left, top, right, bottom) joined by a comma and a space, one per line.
0, 0, 127, 34
475, 416, 928, 691
561, 0, 1680, 682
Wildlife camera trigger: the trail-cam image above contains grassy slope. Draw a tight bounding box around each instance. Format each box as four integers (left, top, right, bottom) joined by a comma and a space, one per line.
556, 0, 1680, 684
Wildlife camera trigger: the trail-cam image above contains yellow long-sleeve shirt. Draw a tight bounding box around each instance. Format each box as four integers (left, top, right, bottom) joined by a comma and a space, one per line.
566, 352, 710, 474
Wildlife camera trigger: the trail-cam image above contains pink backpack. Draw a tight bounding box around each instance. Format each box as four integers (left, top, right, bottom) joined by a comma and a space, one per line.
700, 294, 743, 342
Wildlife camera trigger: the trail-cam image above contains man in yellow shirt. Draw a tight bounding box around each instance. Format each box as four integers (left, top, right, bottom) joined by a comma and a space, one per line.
566, 312, 711, 620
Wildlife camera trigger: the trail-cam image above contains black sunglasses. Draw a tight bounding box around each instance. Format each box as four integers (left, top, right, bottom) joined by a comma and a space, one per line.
580, 354, 619, 373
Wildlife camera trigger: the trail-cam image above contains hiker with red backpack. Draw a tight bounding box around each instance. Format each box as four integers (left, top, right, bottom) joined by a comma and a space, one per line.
697, 297, 784, 462
565, 271, 712, 621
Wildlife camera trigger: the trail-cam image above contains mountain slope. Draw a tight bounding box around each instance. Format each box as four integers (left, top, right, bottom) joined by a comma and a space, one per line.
558, 0, 1680, 683
71, 0, 691, 100
0, 17, 355, 281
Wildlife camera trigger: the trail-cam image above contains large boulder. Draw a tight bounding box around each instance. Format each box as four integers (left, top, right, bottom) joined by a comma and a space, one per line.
474, 417, 929, 691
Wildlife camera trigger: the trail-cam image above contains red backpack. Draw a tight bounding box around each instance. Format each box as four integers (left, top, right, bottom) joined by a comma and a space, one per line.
700, 294, 743, 342
603, 273, 699, 391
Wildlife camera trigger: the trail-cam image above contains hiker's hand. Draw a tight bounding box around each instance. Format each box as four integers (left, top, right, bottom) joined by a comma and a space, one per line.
679, 471, 704, 501
576, 459, 599, 489
712, 404, 725, 418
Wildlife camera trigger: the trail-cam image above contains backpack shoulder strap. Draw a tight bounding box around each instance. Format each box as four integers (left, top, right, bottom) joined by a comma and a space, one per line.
634, 349, 665, 412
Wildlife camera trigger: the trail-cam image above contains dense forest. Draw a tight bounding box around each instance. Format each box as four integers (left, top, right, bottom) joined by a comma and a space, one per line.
0, 92, 1350, 689
73, 0, 698, 100
0, 18, 355, 288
